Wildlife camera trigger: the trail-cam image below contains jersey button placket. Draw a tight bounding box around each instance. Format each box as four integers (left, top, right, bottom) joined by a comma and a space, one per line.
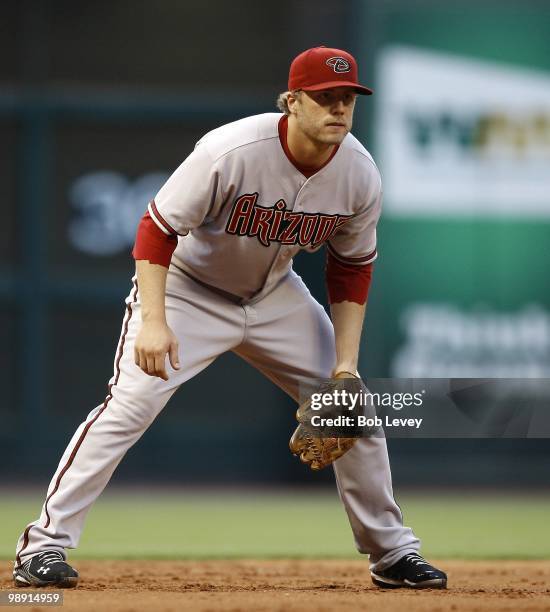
294, 177, 312, 213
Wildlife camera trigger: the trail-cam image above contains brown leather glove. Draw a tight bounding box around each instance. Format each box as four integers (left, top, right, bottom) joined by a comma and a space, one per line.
289, 371, 360, 470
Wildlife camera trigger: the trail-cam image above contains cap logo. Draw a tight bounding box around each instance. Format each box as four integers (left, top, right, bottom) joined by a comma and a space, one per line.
325, 56, 351, 73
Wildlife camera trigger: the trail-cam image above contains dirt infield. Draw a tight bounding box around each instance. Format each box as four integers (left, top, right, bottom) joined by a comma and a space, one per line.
2, 559, 550, 611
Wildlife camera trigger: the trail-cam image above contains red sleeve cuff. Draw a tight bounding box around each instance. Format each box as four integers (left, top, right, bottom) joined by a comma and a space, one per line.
132, 212, 178, 268
325, 250, 373, 305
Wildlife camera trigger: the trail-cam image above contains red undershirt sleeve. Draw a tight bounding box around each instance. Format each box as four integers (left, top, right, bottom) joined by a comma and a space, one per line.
132, 211, 178, 268
325, 250, 373, 305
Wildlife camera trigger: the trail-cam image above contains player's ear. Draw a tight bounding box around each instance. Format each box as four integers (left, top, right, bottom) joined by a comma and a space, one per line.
287, 90, 301, 115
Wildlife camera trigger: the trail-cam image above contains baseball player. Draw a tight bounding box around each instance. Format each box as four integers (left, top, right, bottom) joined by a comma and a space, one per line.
13, 46, 447, 590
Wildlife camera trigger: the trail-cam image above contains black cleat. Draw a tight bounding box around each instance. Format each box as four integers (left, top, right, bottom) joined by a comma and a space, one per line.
371, 553, 447, 589
13, 551, 79, 588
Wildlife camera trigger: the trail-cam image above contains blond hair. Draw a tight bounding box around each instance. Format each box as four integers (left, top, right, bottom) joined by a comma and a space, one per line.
276, 90, 302, 115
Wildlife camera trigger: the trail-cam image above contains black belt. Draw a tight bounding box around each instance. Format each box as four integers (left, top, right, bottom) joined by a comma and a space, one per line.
173, 264, 246, 305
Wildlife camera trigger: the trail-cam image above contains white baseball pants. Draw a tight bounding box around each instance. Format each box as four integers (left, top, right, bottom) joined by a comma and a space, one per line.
16, 266, 420, 571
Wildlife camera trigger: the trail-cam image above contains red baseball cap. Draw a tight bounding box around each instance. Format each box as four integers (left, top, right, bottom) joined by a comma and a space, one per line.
288, 46, 373, 95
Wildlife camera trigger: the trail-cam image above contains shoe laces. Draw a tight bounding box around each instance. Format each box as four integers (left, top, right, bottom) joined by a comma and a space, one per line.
39, 551, 65, 566
404, 553, 430, 567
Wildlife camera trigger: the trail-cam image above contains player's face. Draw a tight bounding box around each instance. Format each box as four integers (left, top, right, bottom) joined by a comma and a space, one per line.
291, 87, 357, 145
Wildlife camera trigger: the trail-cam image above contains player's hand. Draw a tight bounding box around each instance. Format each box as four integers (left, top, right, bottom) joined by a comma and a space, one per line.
134, 320, 180, 381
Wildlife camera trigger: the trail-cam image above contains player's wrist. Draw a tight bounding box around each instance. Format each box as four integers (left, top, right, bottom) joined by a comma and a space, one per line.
141, 313, 168, 325
332, 362, 359, 378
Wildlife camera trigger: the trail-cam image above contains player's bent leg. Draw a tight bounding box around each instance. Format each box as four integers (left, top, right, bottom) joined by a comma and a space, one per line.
14, 270, 245, 583
234, 270, 421, 571
332, 436, 420, 568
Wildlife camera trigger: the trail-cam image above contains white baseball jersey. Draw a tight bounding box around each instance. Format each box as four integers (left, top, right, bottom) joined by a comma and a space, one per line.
148, 113, 382, 300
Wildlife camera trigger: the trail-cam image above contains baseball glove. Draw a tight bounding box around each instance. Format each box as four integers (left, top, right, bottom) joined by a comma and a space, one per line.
289, 371, 361, 470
